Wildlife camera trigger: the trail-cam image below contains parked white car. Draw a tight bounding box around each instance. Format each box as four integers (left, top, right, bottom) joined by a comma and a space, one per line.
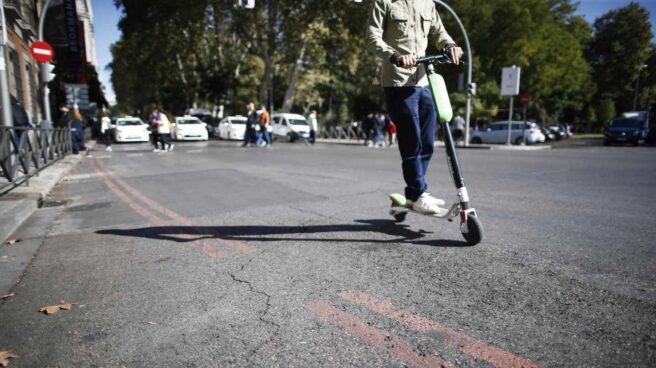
271, 113, 310, 142
171, 116, 208, 141
470, 121, 545, 145
216, 116, 247, 140
112, 117, 149, 143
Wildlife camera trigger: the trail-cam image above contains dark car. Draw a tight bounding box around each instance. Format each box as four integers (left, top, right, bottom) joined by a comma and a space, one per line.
185, 108, 214, 136
604, 116, 648, 146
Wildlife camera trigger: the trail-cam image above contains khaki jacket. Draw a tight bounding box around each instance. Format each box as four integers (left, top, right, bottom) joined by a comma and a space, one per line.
366, 0, 454, 87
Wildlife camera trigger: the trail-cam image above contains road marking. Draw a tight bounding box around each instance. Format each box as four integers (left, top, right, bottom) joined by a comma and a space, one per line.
186, 150, 202, 153
339, 291, 541, 368
93, 155, 112, 159
92, 159, 255, 255
307, 302, 453, 368
66, 172, 108, 181
88, 159, 227, 260
126, 153, 144, 157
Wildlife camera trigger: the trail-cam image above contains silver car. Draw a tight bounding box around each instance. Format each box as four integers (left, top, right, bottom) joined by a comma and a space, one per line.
470, 121, 545, 145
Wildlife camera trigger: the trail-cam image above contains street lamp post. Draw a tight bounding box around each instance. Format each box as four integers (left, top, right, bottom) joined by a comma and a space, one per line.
634, 64, 648, 111
0, 0, 14, 127
39, 0, 54, 123
434, 0, 473, 146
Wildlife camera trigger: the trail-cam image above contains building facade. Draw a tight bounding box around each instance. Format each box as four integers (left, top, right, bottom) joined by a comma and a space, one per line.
2, 0, 98, 124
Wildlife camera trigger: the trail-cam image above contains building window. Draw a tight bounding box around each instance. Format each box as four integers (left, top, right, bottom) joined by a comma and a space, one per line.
26, 63, 39, 122
9, 48, 24, 105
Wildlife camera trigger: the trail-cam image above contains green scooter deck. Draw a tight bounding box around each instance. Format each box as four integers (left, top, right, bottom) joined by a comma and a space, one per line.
389, 193, 407, 207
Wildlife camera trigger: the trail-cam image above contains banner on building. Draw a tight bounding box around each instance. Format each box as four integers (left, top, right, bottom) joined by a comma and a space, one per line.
65, 84, 89, 109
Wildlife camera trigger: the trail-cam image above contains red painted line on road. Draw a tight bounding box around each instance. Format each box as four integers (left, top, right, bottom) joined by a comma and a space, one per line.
93, 159, 255, 254
339, 291, 540, 368
307, 302, 453, 368
89, 159, 226, 260
89, 159, 167, 226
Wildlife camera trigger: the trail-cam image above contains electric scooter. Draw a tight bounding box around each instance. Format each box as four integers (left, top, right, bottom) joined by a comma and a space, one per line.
388, 53, 483, 246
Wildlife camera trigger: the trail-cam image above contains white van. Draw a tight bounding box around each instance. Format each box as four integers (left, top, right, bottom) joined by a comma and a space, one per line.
271, 113, 310, 142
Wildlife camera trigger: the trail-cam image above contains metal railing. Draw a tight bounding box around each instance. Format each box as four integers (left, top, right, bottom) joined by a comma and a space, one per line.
0, 126, 71, 195
318, 125, 368, 141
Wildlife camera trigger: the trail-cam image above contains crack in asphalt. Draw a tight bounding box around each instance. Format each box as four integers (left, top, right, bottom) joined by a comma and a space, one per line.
228, 260, 282, 360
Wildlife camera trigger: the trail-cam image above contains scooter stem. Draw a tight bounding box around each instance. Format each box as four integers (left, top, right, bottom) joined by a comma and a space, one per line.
425, 63, 469, 210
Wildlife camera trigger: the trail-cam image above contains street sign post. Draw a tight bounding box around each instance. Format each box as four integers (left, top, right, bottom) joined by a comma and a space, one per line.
30, 41, 54, 63
501, 66, 521, 145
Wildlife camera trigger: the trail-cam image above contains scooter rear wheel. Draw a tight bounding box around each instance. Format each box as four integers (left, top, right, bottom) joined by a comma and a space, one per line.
462, 215, 483, 245
393, 212, 407, 223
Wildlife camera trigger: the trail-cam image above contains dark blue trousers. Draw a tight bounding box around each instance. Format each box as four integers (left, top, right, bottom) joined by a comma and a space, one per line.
385, 86, 437, 201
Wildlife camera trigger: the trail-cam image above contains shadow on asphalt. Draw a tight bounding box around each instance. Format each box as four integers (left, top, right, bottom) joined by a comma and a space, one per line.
96, 219, 471, 248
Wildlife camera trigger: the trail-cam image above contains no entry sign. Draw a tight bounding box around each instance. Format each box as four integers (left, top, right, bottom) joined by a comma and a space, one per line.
520, 94, 531, 106
30, 41, 54, 63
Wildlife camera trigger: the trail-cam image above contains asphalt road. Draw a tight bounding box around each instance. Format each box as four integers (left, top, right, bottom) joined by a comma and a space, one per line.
1, 138, 655, 367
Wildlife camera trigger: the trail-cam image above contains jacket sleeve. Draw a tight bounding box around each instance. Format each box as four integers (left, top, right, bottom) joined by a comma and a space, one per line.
365, 0, 396, 60
430, 8, 455, 50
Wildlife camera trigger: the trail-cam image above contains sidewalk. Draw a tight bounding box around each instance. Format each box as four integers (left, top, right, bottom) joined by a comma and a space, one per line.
0, 150, 88, 242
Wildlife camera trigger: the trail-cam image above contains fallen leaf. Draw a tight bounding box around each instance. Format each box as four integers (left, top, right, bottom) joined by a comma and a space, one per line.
0, 294, 15, 300
0, 351, 19, 367
39, 303, 73, 315
40, 306, 61, 315
145, 321, 157, 325
3, 239, 19, 246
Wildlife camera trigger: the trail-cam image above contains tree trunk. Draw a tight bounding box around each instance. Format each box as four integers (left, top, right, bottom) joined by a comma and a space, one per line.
281, 41, 307, 113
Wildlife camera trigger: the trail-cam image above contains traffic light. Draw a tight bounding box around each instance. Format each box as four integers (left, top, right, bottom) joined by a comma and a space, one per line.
238, 0, 255, 8
467, 82, 477, 97
46, 63, 56, 82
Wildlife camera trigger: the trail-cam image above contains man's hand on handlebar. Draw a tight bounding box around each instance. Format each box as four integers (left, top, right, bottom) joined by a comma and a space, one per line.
445, 44, 464, 65
390, 52, 416, 69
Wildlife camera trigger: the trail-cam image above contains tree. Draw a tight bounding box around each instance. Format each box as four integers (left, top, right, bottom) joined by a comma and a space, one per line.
587, 2, 653, 113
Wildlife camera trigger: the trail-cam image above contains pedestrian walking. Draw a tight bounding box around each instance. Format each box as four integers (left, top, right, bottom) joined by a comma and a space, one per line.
308, 110, 318, 145
155, 109, 173, 152
56, 105, 72, 129
242, 102, 257, 147
387, 118, 397, 146
259, 105, 271, 147
363, 112, 375, 146
10, 96, 32, 149
100, 110, 112, 151
70, 109, 87, 154
450, 114, 465, 144
366, 0, 463, 214
150, 109, 160, 152
373, 112, 387, 147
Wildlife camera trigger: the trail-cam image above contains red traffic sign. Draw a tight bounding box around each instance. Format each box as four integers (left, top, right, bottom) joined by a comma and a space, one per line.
519, 94, 531, 106
30, 41, 54, 63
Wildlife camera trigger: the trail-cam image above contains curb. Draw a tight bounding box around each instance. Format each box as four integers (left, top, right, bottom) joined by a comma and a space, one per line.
316, 139, 552, 151
0, 143, 92, 242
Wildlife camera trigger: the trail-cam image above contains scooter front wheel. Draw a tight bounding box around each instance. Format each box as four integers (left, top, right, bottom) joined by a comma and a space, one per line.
462, 215, 483, 245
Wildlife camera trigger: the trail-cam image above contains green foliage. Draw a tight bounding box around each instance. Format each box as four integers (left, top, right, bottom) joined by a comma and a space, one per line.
587, 2, 653, 113
597, 97, 616, 128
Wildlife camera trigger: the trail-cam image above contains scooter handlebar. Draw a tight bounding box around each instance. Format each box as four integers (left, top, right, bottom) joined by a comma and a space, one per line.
415, 54, 466, 66
391, 54, 466, 67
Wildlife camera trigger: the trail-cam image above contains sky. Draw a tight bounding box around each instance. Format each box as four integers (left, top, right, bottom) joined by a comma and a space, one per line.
91, 0, 656, 106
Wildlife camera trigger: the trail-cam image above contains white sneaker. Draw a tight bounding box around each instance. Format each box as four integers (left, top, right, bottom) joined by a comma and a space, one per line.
153, 148, 160, 152
411, 192, 447, 215
105, 146, 112, 152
